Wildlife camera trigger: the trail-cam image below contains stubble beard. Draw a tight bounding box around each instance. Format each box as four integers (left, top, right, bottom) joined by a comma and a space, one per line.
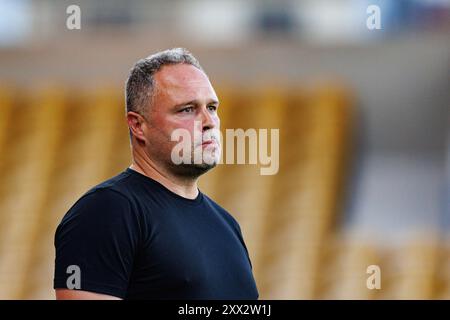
168, 144, 219, 179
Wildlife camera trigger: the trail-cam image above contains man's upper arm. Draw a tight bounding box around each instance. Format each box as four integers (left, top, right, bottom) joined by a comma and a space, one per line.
55, 289, 122, 300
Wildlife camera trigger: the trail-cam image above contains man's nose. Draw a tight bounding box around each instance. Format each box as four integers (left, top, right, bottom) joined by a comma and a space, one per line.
199, 106, 217, 131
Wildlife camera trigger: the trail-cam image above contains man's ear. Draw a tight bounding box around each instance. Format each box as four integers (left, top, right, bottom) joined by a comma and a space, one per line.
127, 111, 147, 143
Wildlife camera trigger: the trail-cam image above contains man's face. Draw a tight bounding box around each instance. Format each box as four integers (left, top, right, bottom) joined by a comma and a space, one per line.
143, 63, 221, 178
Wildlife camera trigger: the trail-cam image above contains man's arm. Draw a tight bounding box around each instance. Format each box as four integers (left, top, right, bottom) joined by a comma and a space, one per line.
55, 289, 122, 300
54, 189, 139, 301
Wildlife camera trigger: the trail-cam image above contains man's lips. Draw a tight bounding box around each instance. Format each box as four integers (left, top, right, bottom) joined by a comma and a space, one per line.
200, 139, 218, 147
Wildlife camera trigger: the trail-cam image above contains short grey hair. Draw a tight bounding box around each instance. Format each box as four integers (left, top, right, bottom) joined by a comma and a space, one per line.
125, 48, 204, 116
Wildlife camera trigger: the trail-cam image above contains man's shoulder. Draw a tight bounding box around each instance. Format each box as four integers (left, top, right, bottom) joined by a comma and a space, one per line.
202, 193, 242, 233
84, 169, 134, 199
62, 170, 135, 220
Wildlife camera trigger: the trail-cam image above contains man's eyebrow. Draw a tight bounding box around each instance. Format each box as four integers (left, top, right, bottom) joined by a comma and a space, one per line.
173, 99, 219, 109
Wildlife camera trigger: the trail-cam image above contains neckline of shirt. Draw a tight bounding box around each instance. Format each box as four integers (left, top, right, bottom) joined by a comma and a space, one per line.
125, 167, 204, 206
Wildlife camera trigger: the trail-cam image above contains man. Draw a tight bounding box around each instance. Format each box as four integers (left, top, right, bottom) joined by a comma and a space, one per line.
53, 48, 259, 300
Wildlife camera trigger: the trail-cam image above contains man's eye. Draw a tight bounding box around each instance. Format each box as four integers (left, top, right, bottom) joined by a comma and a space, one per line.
180, 107, 194, 113
208, 105, 217, 112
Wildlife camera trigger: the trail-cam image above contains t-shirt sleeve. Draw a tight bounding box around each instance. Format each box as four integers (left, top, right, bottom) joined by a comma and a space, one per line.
232, 219, 254, 270
54, 188, 140, 299
218, 206, 254, 270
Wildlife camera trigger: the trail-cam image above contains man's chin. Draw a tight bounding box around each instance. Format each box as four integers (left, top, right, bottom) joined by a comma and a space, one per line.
171, 162, 217, 178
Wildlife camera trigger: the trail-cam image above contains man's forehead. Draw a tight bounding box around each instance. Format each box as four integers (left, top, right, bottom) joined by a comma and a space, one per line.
153, 64, 218, 105
155, 64, 210, 89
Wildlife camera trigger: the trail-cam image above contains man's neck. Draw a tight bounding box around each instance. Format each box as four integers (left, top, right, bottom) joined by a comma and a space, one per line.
129, 158, 199, 200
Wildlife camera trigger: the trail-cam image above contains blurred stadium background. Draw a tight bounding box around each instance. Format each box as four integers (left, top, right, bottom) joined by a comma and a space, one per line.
0, 0, 449, 299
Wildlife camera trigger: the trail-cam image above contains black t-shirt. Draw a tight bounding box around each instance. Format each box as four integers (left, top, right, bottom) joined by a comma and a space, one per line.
54, 168, 259, 300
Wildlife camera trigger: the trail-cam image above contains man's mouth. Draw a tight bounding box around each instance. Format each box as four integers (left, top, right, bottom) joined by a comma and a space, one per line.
200, 139, 219, 148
